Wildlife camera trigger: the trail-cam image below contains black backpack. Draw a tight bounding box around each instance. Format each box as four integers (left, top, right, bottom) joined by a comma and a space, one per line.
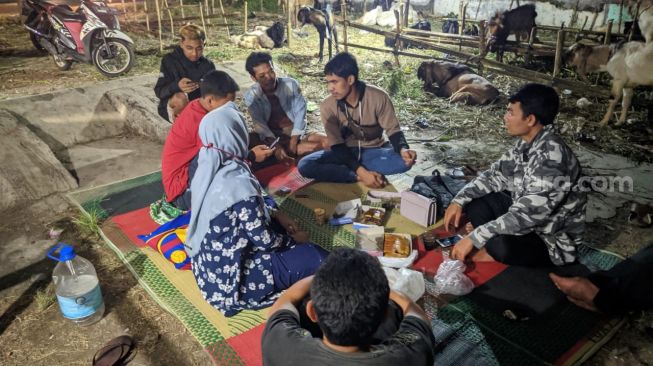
410, 170, 468, 218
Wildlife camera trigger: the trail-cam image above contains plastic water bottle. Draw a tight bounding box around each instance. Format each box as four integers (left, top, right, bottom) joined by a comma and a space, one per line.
47, 243, 105, 326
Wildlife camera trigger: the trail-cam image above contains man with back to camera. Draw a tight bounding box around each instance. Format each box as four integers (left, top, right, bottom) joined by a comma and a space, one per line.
161, 70, 273, 210
297, 52, 417, 188
261, 248, 435, 365
444, 83, 587, 267
244, 52, 328, 163
154, 24, 215, 122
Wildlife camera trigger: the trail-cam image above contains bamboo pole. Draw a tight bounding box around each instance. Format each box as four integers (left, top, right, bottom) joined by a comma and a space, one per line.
604, 19, 613, 44
260, 0, 263, 11
212, 0, 215, 15
404, 0, 410, 27
460, 2, 467, 51
475, 0, 482, 20
132, 0, 137, 12
552, 29, 565, 77
166, 6, 175, 38
218, 0, 229, 37
570, 0, 579, 28
363, 0, 367, 13
205, 0, 212, 23
121, 0, 126, 14
393, 8, 401, 65
629, 0, 641, 41
199, 3, 208, 43
244, 0, 248, 31
286, 0, 291, 47
155, 0, 163, 52
478, 19, 486, 56
345, 41, 441, 60
342, 0, 349, 53
180, 0, 185, 19
144, 0, 151, 32
618, 0, 624, 34
589, 11, 598, 30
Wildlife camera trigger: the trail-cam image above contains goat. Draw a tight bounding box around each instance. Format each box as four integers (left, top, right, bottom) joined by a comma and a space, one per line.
384, 11, 430, 48
564, 42, 618, 82
628, 0, 653, 43
229, 22, 285, 50
297, 6, 338, 62
278, 0, 314, 28
600, 41, 653, 126
417, 61, 500, 105
485, 4, 537, 62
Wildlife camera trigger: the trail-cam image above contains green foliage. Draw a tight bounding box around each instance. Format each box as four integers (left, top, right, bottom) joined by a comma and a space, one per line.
75, 199, 107, 238
34, 285, 56, 312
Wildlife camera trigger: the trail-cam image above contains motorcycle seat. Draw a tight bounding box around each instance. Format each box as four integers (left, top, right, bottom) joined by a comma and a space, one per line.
51, 5, 85, 21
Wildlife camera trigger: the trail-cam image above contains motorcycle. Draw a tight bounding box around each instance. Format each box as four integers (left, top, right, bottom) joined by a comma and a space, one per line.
21, 0, 135, 77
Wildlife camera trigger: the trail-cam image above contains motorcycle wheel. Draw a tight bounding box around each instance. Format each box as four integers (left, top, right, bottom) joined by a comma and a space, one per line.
53, 52, 73, 71
29, 33, 47, 52
92, 37, 134, 78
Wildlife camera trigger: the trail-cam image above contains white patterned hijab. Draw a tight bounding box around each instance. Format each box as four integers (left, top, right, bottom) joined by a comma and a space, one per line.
186, 101, 262, 257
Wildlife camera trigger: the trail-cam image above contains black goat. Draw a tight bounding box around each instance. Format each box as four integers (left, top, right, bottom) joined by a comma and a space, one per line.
384, 19, 431, 48
265, 21, 286, 47
486, 4, 537, 62
297, 6, 339, 62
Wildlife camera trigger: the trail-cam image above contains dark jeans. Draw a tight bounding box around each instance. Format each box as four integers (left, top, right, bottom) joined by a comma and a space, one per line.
590, 244, 653, 315
463, 192, 552, 267
172, 154, 199, 211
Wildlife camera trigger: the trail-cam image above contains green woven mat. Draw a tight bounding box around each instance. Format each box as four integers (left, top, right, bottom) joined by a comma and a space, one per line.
436, 246, 624, 365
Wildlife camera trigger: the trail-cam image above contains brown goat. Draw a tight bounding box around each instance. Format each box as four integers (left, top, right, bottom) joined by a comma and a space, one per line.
417, 61, 500, 105
278, 0, 314, 28
485, 4, 537, 62
564, 42, 617, 82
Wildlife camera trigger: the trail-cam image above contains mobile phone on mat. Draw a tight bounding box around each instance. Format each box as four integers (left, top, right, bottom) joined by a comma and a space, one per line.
437, 235, 463, 248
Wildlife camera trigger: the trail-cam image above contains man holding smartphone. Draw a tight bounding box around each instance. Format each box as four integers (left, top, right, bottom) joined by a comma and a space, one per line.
154, 24, 216, 122
244, 52, 328, 163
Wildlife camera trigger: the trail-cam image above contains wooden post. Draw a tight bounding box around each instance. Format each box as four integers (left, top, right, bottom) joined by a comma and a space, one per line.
144, 0, 151, 32
604, 19, 613, 44
629, 0, 641, 41
121, 0, 126, 14
553, 29, 565, 77
393, 8, 401, 66
458, 1, 463, 34
166, 6, 175, 38
260, 0, 263, 11
404, 0, 410, 27
508, 0, 513, 10
343, 0, 349, 53
570, 0, 579, 28
475, 0, 482, 20
244, 0, 248, 31
363, 0, 367, 13
478, 19, 486, 56
132, 0, 137, 12
154, 0, 163, 52
286, 0, 291, 47
199, 3, 208, 43
460, 2, 467, 51
589, 11, 598, 30
205, 0, 212, 23
525, 25, 536, 64
180, 0, 185, 19
618, 0, 624, 34
218, 0, 230, 37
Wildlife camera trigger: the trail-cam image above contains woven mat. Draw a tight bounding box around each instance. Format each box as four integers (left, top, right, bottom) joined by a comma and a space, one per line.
68, 171, 625, 366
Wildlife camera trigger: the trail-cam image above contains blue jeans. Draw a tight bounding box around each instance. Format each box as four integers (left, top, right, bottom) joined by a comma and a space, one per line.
297, 145, 410, 183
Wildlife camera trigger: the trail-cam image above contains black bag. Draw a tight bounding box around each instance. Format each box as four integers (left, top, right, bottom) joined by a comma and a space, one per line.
410, 170, 468, 218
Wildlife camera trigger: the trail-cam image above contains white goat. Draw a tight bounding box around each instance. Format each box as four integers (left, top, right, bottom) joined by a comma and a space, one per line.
600, 41, 653, 126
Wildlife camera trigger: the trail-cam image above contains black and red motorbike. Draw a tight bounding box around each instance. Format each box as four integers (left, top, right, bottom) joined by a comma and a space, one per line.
21, 0, 135, 77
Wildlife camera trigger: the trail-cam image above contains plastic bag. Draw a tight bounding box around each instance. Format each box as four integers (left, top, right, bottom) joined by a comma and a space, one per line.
432, 252, 474, 296
383, 267, 426, 302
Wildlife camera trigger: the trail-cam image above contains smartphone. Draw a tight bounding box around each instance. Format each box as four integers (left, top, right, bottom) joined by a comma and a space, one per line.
437, 235, 463, 248
275, 186, 291, 196
268, 137, 281, 149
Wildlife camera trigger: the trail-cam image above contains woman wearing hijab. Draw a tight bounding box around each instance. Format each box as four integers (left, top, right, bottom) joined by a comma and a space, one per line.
186, 70, 328, 317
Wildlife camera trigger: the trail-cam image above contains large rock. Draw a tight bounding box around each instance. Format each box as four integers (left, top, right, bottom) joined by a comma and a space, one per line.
0, 109, 78, 213
103, 87, 171, 144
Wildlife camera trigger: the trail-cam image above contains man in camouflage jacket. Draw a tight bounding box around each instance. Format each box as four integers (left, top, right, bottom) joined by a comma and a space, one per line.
445, 84, 586, 266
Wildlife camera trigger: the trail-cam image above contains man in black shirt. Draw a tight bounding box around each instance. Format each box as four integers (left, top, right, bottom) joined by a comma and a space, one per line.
154, 24, 216, 122
261, 248, 435, 366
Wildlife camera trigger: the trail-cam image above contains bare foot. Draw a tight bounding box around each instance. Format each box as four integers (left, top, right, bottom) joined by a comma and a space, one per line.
549, 273, 600, 312
470, 247, 496, 262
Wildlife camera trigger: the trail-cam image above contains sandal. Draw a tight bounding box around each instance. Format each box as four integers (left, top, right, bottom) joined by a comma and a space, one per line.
628, 202, 653, 228
92, 335, 136, 366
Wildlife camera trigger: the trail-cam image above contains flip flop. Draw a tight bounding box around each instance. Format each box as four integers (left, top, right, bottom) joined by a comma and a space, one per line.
92, 335, 136, 366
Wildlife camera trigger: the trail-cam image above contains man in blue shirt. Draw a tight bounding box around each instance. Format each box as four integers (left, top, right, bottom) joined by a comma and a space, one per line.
244, 52, 327, 162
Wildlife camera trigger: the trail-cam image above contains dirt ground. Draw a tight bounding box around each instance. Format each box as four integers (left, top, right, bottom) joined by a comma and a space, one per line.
1, 4, 653, 365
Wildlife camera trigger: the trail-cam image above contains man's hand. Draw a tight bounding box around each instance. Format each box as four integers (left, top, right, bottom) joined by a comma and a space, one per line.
274, 211, 299, 234
451, 235, 475, 261
291, 230, 310, 243
356, 167, 386, 188
444, 203, 463, 232
288, 135, 300, 157
274, 146, 295, 164
250, 145, 274, 163
178, 78, 198, 93
400, 148, 417, 167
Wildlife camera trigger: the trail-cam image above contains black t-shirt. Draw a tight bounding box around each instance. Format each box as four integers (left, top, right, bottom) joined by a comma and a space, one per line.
261, 309, 435, 366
